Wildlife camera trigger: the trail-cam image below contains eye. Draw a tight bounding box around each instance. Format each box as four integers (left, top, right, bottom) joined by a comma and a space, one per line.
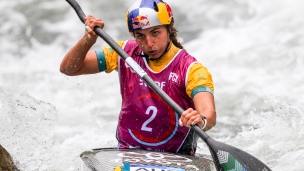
136, 34, 145, 39
152, 31, 159, 36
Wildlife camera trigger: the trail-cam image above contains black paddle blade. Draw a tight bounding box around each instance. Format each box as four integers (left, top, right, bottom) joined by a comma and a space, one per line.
193, 126, 271, 171
206, 137, 271, 171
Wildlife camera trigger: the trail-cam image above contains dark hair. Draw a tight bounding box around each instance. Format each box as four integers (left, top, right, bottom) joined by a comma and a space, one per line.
167, 18, 183, 49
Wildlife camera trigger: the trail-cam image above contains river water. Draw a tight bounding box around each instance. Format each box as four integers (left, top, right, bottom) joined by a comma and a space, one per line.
0, 0, 303, 170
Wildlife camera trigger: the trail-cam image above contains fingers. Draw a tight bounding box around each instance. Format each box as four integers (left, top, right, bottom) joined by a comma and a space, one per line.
179, 108, 202, 127
84, 15, 105, 36
85, 16, 104, 28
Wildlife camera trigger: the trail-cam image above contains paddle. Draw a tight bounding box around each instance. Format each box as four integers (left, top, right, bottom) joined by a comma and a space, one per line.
65, 0, 272, 170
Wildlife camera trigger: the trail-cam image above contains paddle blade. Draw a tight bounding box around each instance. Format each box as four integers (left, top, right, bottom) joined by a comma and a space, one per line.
206, 138, 272, 171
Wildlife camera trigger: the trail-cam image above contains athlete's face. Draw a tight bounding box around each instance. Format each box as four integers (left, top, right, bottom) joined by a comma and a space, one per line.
133, 25, 170, 59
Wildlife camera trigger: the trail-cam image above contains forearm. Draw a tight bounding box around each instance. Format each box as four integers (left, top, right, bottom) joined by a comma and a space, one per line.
198, 107, 216, 131
193, 92, 216, 131
60, 35, 97, 76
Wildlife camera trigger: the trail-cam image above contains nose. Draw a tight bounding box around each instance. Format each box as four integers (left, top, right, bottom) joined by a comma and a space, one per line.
145, 35, 154, 48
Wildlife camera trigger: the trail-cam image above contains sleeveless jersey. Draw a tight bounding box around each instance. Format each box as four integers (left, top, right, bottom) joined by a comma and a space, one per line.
116, 40, 199, 153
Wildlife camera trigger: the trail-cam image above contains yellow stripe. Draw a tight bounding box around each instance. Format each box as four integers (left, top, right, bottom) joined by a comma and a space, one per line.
114, 166, 122, 171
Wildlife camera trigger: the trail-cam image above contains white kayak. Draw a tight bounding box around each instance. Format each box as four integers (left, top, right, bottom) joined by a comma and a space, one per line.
80, 148, 216, 171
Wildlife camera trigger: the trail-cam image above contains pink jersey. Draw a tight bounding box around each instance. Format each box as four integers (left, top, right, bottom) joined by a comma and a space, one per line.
117, 40, 198, 153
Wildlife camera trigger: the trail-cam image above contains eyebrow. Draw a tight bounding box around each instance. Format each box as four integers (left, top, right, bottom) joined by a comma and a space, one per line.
134, 27, 161, 35
149, 27, 160, 33
134, 32, 144, 36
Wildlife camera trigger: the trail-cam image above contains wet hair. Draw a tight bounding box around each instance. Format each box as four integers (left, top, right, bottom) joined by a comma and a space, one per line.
166, 18, 183, 49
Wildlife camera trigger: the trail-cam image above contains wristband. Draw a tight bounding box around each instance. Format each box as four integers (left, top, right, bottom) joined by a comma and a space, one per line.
201, 116, 207, 130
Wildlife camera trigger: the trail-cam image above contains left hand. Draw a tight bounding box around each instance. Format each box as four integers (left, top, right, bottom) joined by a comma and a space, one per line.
179, 108, 204, 128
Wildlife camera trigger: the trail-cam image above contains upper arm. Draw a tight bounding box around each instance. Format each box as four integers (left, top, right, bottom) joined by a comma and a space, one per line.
186, 62, 214, 98
73, 40, 126, 75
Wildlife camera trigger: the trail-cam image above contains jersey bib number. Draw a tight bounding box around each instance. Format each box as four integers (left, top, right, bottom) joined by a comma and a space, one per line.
141, 106, 157, 132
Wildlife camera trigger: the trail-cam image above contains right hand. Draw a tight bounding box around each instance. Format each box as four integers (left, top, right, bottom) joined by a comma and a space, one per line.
84, 15, 105, 41
179, 108, 205, 128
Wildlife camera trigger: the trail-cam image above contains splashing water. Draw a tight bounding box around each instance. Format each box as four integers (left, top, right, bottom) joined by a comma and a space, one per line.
0, 87, 58, 170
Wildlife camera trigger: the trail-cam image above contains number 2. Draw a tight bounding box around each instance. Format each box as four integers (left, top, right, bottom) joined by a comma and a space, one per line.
141, 106, 157, 132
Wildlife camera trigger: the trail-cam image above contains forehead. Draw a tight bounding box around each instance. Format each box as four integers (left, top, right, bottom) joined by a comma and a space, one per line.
134, 25, 166, 34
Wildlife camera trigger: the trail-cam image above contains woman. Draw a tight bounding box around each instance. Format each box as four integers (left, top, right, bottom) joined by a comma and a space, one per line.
60, 0, 216, 155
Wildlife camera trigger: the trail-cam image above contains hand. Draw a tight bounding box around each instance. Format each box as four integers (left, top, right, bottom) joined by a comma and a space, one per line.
178, 108, 205, 128
84, 15, 105, 40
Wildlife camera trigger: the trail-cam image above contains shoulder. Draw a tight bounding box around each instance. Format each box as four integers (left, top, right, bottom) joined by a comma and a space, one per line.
178, 50, 209, 71
179, 50, 197, 62
122, 40, 142, 57
189, 62, 208, 71
174, 50, 198, 70
188, 62, 212, 80
122, 40, 138, 49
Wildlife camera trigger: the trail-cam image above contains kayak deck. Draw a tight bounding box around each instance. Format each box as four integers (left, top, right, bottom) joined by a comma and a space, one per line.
80, 148, 216, 171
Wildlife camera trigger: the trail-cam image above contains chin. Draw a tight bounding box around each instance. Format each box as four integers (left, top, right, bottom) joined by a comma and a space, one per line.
149, 56, 157, 59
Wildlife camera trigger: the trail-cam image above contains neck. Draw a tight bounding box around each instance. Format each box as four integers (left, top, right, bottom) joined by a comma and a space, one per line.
149, 41, 171, 61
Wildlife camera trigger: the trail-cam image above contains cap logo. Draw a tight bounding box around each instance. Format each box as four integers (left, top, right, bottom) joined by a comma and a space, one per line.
165, 4, 173, 18
132, 15, 150, 29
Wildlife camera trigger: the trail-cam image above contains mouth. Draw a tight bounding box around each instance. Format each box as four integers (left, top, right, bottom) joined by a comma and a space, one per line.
147, 50, 157, 57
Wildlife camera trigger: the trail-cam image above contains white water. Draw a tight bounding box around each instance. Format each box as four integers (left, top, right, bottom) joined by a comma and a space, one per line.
0, 0, 303, 170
